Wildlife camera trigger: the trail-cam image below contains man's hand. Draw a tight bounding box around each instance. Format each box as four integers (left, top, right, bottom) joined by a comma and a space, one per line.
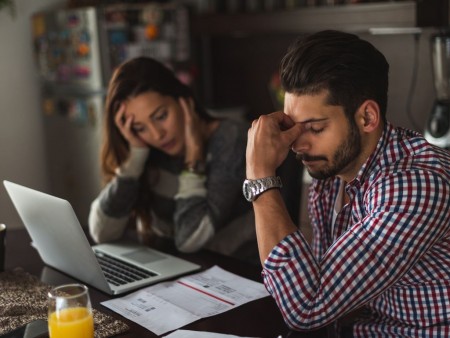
246, 111, 302, 179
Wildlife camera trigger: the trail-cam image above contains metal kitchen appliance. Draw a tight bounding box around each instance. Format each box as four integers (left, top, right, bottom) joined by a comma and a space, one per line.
424, 30, 450, 150
31, 3, 192, 224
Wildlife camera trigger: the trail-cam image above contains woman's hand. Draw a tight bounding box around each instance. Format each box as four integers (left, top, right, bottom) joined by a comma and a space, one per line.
114, 103, 147, 148
179, 97, 205, 163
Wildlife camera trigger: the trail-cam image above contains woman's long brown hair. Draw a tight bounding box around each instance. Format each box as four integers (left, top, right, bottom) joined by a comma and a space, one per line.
101, 57, 213, 238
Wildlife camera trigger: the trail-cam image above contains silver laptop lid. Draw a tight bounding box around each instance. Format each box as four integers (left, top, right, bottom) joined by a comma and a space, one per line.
3, 180, 201, 295
3, 180, 111, 293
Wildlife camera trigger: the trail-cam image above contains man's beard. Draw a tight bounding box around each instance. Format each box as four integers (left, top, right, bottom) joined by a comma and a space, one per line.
297, 121, 361, 180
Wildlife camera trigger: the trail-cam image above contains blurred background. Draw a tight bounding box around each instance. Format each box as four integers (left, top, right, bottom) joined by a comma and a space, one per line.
0, 0, 447, 229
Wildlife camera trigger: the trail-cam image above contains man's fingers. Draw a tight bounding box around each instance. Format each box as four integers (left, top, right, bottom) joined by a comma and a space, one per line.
252, 111, 295, 130
282, 123, 302, 145
268, 111, 294, 127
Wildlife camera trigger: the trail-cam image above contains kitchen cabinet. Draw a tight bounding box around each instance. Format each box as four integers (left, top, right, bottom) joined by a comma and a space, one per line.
190, 1, 437, 116
192, 2, 417, 36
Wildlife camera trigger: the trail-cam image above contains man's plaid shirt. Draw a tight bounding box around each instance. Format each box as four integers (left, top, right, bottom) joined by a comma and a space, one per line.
263, 122, 450, 337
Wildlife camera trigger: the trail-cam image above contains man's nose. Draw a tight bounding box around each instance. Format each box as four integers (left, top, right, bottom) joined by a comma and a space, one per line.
291, 134, 310, 154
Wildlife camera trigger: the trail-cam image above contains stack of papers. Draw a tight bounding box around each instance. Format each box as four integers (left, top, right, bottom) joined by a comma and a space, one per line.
102, 265, 269, 335
164, 330, 257, 338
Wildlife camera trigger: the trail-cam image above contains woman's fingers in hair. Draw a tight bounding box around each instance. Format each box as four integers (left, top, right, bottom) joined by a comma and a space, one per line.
179, 97, 189, 118
114, 103, 133, 138
114, 103, 126, 127
188, 97, 195, 112
179, 97, 197, 122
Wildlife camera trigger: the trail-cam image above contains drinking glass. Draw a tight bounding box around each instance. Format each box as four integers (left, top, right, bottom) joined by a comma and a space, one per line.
0, 223, 6, 272
48, 283, 94, 338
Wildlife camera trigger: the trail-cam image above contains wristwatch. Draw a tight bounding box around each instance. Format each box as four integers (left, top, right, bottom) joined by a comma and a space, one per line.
184, 160, 206, 175
242, 176, 283, 202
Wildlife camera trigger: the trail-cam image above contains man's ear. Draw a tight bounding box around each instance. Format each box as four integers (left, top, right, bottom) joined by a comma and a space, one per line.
356, 100, 381, 132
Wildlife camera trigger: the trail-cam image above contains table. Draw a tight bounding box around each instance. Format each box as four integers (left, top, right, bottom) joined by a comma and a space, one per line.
4, 229, 331, 338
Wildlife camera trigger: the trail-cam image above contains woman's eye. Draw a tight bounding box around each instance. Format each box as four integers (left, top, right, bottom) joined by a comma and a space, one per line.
131, 126, 144, 133
154, 110, 168, 121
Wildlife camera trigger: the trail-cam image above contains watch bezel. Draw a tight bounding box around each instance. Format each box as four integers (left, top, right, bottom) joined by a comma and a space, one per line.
242, 179, 255, 202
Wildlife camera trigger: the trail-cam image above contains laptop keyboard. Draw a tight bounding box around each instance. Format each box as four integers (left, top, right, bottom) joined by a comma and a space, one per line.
95, 251, 157, 286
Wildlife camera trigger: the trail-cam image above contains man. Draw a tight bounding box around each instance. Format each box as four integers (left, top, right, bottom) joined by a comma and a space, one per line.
243, 30, 450, 337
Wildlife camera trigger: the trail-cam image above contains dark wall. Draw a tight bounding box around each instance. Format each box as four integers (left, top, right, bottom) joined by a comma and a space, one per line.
195, 34, 299, 119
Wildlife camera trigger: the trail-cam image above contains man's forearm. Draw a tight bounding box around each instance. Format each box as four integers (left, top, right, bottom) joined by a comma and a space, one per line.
253, 189, 298, 264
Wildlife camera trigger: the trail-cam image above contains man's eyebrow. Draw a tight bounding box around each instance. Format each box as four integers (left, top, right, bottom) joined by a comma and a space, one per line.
299, 118, 329, 124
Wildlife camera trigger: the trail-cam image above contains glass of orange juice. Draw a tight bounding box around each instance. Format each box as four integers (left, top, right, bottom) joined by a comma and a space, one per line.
48, 283, 94, 338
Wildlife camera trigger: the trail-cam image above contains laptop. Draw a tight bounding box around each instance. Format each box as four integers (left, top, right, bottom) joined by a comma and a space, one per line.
3, 180, 201, 295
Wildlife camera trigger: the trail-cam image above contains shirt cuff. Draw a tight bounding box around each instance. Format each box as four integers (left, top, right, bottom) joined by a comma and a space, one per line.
175, 171, 207, 199
115, 147, 150, 178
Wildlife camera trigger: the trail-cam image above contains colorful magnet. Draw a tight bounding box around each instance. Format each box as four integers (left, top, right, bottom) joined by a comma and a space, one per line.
32, 14, 46, 38
77, 42, 90, 56
145, 24, 159, 40
43, 98, 55, 116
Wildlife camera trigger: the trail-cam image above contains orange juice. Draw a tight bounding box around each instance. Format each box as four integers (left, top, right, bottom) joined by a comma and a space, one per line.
48, 307, 94, 338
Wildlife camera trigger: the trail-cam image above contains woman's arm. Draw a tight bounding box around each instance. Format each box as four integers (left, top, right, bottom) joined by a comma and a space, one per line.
173, 120, 249, 252
88, 147, 149, 243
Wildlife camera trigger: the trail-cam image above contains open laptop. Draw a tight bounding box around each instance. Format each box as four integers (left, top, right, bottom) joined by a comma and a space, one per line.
3, 180, 201, 295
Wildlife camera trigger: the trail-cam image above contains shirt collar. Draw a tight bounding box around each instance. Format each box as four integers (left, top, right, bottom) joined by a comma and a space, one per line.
311, 122, 395, 193
349, 121, 394, 187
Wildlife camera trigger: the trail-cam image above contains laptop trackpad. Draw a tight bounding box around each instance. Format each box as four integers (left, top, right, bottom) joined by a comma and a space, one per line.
121, 248, 166, 264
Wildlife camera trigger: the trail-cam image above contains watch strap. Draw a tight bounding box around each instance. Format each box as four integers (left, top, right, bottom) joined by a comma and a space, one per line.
243, 176, 283, 202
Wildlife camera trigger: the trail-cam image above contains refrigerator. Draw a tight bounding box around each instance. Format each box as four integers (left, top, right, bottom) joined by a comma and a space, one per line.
31, 3, 193, 226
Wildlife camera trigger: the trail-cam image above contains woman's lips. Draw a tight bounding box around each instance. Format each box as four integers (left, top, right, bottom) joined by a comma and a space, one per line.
160, 139, 176, 151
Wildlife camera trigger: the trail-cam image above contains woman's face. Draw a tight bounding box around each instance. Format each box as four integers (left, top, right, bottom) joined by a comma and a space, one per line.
122, 91, 186, 156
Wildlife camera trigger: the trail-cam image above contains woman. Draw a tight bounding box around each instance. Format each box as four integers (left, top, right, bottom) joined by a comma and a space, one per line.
89, 57, 255, 258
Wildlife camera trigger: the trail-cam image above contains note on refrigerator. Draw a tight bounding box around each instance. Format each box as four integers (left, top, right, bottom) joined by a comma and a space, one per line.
101, 265, 269, 335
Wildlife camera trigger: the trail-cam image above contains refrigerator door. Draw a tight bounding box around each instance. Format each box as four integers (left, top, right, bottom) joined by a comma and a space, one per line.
32, 7, 105, 225
31, 3, 194, 226
32, 6, 106, 92
102, 3, 192, 82
41, 94, 103, 225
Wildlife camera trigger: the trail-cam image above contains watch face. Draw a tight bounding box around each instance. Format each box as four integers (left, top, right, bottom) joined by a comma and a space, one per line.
242, 176, 282, 202
242, 180, 254, 202
185, 160, 206, 175
193, 160, 206, 174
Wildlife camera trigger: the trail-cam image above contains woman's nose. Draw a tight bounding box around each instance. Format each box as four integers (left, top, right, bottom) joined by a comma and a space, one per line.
148, 123, 165, 141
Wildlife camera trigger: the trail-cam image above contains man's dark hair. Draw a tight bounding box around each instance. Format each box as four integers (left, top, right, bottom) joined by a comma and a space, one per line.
280, 30, 389, 122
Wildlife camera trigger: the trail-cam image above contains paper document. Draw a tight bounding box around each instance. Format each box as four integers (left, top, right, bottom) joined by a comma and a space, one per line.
102, 265, 269, 335
164, 329, 257, 338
